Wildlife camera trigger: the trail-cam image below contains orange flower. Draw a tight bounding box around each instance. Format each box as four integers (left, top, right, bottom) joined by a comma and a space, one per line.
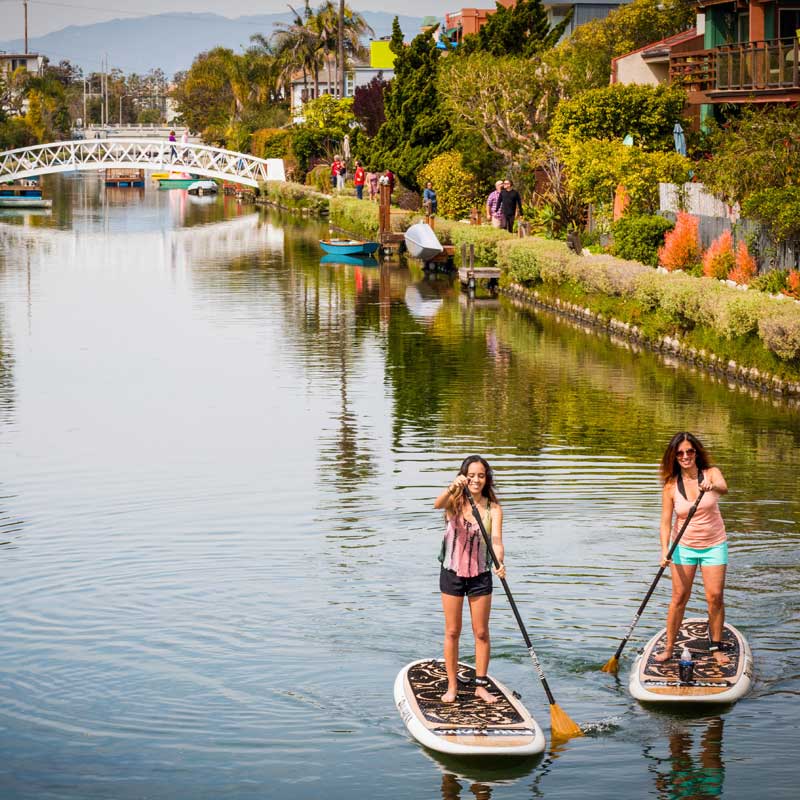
728, 240, 757, 285
658, 212, 701, 272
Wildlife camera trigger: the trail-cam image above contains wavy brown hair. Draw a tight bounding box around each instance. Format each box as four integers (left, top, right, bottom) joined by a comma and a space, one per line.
660, 432, 712, 484
446, 455, 499, 516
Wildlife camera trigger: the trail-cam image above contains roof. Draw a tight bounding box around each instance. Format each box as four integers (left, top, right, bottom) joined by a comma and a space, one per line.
612, 27, 698, 65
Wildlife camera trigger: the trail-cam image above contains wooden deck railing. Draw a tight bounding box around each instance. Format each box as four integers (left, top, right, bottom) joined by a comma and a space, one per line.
670, 37, 800, 94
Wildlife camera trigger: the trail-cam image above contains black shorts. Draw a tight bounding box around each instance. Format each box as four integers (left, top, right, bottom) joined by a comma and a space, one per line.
440, 567, 492, 597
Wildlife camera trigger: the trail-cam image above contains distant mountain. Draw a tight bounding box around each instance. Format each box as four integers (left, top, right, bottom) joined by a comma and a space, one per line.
0, 11, 426, 77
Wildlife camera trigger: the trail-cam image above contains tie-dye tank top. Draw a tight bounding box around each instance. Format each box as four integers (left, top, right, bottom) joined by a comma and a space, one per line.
438, 502, 492, 578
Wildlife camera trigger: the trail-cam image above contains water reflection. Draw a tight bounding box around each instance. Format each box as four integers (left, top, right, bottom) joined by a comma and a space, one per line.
649, 717, 725, 800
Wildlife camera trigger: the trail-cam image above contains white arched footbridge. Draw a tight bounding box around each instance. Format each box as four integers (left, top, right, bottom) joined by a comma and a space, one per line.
0, 139, 285, 188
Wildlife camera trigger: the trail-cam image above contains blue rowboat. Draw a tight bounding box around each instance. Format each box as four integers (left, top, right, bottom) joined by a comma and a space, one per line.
320, 253, 379, 267
319, 238, 380, 256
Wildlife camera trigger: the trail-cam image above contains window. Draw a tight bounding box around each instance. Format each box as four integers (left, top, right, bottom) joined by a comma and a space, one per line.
779, 8, 800, 38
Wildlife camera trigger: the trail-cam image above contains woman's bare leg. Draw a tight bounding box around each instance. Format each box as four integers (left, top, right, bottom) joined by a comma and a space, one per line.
468, 593, 497, 703
441, 593, 464, 702
701, 564, 729, 665
654, 563, 696, 662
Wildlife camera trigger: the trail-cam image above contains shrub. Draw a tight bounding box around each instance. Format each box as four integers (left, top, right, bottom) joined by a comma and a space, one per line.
330, 196, 415, 237
418, 151, 480, 220
450, 225, 512, 267
305, 164, 332, 194
498, 237, 573, 285
658, 211, 701, 272
707, 291, 767, 339
759, 308, 800, 360
750, 269, 788, 295
612, 214, 674, 266
260, 180, 330, 215
702, 230, 736, 279
251, 128, 292, 159
742, 186, 800, 246
728, 240, 758, 285
786, 270, 800, 300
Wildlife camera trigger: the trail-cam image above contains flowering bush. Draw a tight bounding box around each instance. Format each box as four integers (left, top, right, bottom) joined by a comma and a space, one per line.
702, 230, 735, 279
611, 214, 674, 266
658, 212, 701, 272
418, 151, 480, 220
785, 270, 800, 300
728, 240, 758, 285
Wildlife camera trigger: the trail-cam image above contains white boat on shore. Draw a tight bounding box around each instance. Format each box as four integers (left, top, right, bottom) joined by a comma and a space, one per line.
404, 222, 443, 261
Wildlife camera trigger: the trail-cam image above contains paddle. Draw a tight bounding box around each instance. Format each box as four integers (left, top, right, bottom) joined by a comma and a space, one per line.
601, 489, 706, 674
464, 490, 583, 741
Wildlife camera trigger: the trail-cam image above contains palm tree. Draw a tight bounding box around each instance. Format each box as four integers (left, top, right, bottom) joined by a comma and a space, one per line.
272, 2, 323, 102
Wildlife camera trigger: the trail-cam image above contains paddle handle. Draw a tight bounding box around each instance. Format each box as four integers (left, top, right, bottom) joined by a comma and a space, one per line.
610, 490, 706, 662
465, 491, 557, 707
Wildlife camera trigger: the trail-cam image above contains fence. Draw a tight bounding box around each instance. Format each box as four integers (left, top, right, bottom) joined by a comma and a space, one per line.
659, 182, 800, 271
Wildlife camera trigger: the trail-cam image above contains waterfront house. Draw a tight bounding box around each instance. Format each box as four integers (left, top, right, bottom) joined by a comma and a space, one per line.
614, 1, 800, 123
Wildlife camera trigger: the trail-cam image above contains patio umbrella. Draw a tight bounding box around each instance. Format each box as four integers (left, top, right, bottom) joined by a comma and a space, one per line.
673, 123, 687, 156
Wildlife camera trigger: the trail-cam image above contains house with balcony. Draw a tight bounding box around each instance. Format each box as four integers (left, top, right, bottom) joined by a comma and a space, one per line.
669, 2, 800, 112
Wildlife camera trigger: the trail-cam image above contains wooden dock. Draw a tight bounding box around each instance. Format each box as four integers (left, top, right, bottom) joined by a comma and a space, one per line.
104, 168, 144, 187
458, 267, 501, 287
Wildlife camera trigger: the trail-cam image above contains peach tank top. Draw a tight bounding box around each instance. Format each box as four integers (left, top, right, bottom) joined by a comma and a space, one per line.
672, 480, 726, 549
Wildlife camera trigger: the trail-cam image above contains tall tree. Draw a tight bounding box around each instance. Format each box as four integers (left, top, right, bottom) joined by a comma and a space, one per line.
368, 20, 455, 189
459, 0, 571, 57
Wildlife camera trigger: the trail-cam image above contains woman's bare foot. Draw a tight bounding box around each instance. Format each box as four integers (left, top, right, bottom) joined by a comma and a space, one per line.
475, 685, 498, 704
653, 649, 673, 663
711, 649, 730, 666
441, 688, 457, 704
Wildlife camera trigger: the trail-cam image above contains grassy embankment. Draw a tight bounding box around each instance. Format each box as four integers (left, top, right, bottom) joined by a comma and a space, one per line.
261, 184, 800, 391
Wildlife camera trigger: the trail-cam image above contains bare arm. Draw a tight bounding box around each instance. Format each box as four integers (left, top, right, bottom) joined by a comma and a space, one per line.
701, 467, 728, 495
434, 474, 467, 511
660, 482, 674, 566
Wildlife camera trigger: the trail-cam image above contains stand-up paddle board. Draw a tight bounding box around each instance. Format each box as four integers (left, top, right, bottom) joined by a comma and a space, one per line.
395, 659, 545, 756
630, 618, 753, 704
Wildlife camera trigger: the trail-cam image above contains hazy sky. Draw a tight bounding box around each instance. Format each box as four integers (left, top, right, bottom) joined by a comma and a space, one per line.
1, 0, 452, 40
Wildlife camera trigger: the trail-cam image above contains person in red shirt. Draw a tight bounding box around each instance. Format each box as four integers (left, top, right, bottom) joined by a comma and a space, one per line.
353, 161, 366, 199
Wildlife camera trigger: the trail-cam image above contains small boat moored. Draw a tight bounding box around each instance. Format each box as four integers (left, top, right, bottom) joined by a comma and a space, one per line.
187, 180, 218, 196
395, 659, 545, 757
404, 222, 443, 261
319, 238, 380, 256
158, 173, 201, 189
629, 618, 753, 704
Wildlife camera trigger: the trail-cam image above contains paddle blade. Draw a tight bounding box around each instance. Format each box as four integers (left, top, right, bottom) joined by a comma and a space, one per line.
600, 655, 619, 674
550, 703, 583, 741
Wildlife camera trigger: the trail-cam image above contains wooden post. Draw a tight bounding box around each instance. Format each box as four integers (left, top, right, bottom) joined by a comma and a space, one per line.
469, 244, 475, 269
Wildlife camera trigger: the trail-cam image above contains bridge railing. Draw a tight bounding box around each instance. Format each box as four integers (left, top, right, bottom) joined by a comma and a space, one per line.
0, 138, 285, 188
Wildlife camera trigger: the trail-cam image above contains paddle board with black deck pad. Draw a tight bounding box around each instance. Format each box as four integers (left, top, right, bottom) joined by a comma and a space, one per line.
395, 659, 545, 756
630, 618, 753, 704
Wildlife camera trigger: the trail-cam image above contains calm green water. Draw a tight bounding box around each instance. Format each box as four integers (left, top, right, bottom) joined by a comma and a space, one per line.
0, 174, 798, 799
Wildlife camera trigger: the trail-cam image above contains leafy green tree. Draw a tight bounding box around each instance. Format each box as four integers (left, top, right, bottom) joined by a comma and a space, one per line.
459, 0, 571, 57
439, 52, 560, 168
368, 20, 455, 189
545, 0, 695, 94
560, 137, 690, 213
550, 84, 688, 152
697, 106, 800, 205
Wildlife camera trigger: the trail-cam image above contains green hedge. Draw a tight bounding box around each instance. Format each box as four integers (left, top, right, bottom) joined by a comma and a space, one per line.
611, 214, 674, 266
498, 236, 800, 368
260, 180, 330, 215
330, 197, 415, 237
448, 225, 513, 267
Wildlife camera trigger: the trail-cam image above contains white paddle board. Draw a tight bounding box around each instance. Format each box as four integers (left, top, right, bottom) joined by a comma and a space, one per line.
395, 659, 545, 756
630, 617, 753, 704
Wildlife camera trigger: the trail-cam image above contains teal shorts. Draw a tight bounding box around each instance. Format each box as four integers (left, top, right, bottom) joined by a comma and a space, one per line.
671, 540, 728, 567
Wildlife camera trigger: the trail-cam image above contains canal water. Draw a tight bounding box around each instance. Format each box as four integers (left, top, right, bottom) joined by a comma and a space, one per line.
0, 174, 798, 799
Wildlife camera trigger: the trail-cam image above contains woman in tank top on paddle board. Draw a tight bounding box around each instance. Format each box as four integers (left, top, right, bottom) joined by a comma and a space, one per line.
656, 432, 730, 666
433, 455, 506, 704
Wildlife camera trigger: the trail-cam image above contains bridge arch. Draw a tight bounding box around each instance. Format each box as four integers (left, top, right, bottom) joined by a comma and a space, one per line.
0, 139, 285, 188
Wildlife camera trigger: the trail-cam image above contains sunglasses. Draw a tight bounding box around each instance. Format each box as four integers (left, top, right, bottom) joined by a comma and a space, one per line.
676, 448, 696, 458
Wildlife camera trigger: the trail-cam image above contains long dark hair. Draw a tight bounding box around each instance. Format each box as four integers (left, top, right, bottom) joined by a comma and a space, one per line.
660, 432, 712, 484
447, 455, 498, 515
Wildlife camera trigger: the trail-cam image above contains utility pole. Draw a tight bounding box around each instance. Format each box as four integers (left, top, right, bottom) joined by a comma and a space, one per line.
338, 0, 345, 100
23, 1, 28, 54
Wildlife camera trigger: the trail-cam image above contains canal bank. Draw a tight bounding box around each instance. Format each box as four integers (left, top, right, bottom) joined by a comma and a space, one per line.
260, 181, 800, 395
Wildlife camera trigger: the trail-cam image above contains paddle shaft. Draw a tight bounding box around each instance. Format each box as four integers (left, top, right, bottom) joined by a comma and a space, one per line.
464, 491, 557, 707
610, 489, 706, 663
